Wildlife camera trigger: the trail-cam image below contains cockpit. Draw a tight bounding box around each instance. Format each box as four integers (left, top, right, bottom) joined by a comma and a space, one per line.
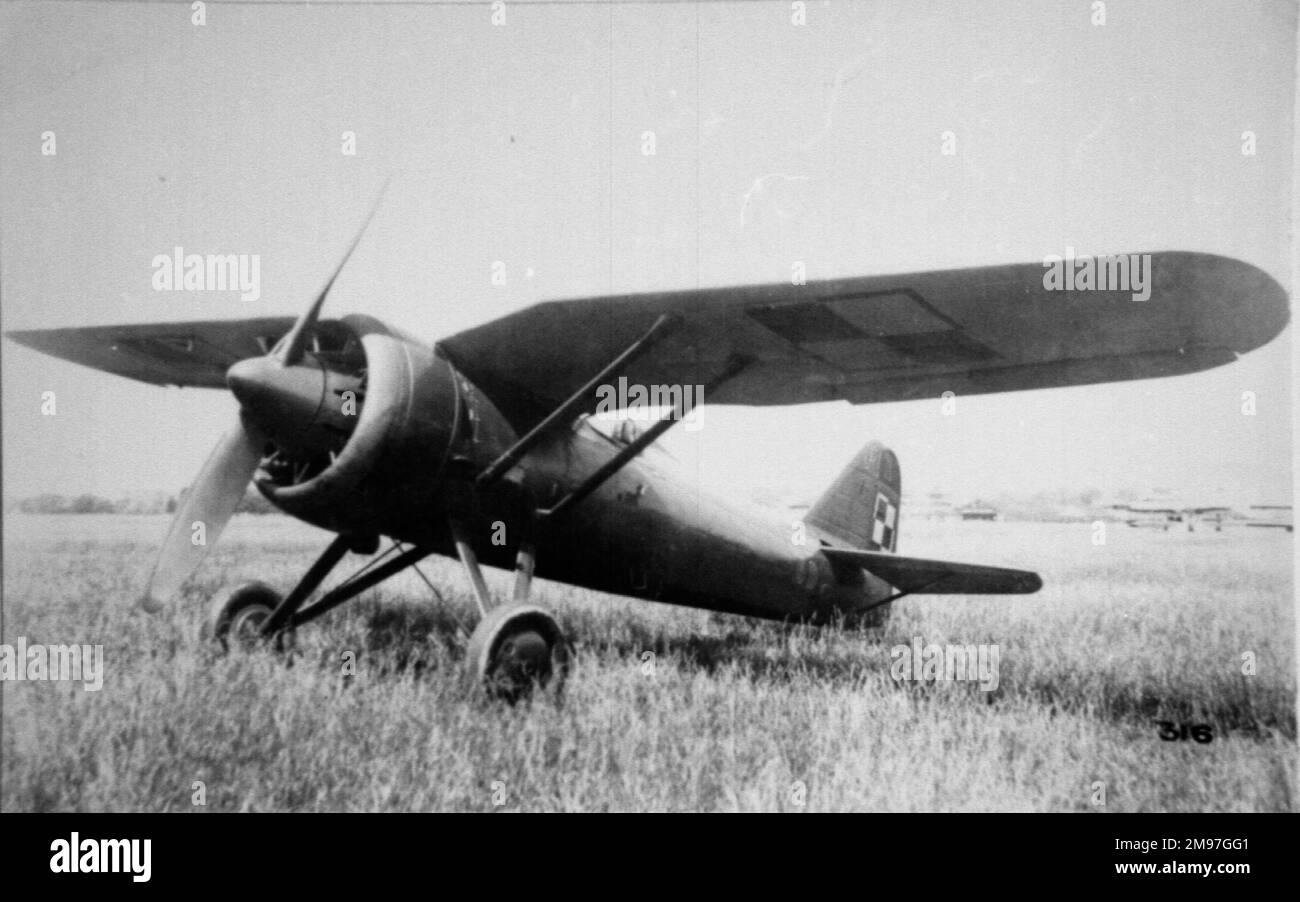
580, 414, 679, 462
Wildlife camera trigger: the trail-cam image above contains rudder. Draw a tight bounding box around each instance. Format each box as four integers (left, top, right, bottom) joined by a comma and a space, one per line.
805, 441, 900, 552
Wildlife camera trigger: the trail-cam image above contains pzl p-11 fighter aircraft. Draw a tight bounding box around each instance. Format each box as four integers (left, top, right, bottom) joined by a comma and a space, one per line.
7, 215, 1288, 698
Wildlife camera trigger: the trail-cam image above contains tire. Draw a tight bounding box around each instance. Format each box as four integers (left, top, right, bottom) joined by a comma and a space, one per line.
465, 603, 570, 703
204, 581, 283, 653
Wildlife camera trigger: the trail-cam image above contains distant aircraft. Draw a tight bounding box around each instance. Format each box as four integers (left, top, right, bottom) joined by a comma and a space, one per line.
1112, 499, 1232, 532
958, 501, 999, 522
1243, 505, 1294, 532
7, 206, 1289, 697
1112, 496, 1232, 531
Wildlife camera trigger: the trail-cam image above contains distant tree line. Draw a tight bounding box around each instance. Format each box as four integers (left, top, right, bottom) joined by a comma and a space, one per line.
9, 489, 280, 515
16, 493, 120, 514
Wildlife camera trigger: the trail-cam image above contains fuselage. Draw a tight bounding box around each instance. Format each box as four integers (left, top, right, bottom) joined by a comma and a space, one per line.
248, 340, 891, 624
513, 416, 893, 623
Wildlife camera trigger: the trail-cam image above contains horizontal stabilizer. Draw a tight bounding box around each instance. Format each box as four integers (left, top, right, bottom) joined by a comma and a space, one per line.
822, 547, 1042, 594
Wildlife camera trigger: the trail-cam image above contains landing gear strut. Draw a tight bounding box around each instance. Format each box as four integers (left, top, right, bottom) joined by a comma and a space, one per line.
204, 521, 569, 702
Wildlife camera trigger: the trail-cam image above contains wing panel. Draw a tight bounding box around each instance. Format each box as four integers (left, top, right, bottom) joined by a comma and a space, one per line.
5, 317, 313, 388
437, 252, 1288, 433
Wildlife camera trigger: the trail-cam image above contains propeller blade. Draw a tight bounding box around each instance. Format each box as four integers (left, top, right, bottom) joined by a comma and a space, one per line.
139, 414, 265, 612
276, 179, 390, 366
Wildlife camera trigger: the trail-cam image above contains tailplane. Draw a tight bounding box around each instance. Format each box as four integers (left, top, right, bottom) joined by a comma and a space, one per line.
821, 546, 1041, 594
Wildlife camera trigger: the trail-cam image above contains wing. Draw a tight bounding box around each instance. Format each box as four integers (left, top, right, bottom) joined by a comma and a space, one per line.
437, 251, 1288, 432
821, 547, 1041, 595
5, 318, 358, 388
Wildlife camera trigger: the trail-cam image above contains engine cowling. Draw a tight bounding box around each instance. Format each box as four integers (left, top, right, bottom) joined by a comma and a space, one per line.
249, 314, 463, 539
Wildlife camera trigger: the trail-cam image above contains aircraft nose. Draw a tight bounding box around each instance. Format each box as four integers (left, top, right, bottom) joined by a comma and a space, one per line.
226, 356, 274, 408
226, 356, 325, 447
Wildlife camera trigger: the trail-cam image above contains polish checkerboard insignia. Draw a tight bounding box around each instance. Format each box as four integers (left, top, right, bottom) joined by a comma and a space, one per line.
872, 493, 897, 550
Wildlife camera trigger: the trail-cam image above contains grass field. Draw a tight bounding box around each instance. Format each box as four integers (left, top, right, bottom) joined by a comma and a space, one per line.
2, 512, 1294, 811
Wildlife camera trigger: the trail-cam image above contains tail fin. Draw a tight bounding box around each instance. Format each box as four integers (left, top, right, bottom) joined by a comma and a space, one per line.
806, 441, 901, 552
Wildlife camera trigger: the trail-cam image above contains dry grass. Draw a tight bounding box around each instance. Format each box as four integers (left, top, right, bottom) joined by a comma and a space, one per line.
2, 513, 1294, 811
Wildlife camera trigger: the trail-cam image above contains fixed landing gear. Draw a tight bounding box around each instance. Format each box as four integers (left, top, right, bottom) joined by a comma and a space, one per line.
204, 581, 283, 652
203, 523, 569, 702
450, 521, 570, 701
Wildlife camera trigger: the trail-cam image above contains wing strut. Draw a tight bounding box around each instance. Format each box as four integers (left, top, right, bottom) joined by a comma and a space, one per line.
475, 313, 682, 490
539, 354, 751, 521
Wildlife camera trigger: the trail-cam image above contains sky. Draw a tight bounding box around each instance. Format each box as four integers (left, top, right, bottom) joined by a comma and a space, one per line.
1, 0, 1295, 511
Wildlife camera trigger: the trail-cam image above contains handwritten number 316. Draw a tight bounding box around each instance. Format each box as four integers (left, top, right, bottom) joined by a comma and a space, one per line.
1156, 721, 1213, 743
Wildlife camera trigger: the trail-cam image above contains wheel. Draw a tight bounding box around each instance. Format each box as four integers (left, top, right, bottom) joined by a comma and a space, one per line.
466, 604, 569, 703
204, 581, 283, 652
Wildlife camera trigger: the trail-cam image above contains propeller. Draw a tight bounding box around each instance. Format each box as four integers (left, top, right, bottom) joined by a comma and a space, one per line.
138, 184, 388, 612
276, 180, 389, 366
139, 416, 266, 612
